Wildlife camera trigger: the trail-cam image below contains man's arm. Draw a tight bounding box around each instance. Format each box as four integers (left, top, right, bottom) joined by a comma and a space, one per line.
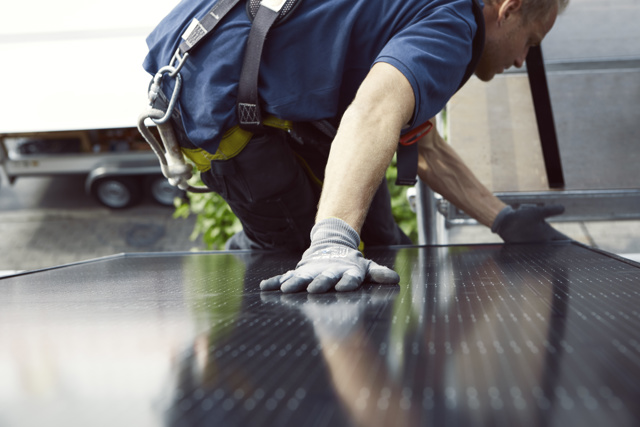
316, 62, 415, 232
416, 121, 506, 227
260, 62, 413, 293
417, 121, 568, 242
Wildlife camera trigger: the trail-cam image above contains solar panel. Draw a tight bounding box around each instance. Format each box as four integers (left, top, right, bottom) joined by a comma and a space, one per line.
1, 242, 639, 426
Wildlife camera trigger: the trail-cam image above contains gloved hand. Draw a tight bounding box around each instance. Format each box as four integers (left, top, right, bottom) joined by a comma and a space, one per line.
491, 204, 570, 243
260, 218, 400, 293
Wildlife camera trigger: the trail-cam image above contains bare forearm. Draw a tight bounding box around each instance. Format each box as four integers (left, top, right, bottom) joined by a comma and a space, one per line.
316, 107, 399, 233
417, 124, 505, 227
316, 63, 415, 233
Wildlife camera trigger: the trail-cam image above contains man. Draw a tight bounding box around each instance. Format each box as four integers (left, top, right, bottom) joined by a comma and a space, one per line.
143, 0, 569, 294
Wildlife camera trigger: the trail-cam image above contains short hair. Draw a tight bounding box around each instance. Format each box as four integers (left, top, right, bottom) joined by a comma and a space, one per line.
522, 0, 569, 23
486, 0, 570, 24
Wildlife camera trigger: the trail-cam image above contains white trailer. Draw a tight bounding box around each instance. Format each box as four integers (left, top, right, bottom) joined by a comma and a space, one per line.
0, 128, 182, 208
0, 0, 181, 208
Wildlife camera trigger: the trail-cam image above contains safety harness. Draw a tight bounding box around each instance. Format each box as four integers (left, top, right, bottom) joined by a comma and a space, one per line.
137, 0, 485, 191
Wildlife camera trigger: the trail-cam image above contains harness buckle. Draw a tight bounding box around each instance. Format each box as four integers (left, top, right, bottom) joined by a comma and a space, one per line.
168, 49, 190, 76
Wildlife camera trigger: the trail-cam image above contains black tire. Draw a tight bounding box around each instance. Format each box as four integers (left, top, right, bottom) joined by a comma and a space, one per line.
146, 175, 185, 206
92, 176, 142, 209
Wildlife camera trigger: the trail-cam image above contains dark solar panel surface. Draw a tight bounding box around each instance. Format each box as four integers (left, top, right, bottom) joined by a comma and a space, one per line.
1, 242, 639, 426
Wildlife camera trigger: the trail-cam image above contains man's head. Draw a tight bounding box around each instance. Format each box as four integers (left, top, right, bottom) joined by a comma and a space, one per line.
474, 0, 569, 81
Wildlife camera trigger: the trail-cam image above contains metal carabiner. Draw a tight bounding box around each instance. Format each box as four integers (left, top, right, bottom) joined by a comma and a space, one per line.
149, 66, 183, 125
137, 48, 212, 193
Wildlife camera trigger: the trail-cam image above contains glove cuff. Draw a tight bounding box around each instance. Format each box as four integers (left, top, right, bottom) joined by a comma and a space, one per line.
491, 206, 514, 234
311, 218, 360, 250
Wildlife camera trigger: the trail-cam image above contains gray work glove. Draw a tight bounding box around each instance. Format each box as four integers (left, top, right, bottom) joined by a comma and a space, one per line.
260, 218, 400, 293
491, 204, 570, 243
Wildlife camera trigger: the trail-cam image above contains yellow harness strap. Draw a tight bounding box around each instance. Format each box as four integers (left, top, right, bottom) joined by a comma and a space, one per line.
181, 116, 293, 172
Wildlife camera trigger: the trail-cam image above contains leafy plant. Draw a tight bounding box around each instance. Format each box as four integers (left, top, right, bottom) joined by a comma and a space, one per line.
173, 173, 242, 250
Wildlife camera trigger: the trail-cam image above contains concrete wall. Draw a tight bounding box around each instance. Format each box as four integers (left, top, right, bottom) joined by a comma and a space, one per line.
448, 0, 640, 192
543, 0, 640, 62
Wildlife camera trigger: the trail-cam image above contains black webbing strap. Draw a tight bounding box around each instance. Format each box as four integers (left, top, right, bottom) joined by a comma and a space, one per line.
236, 5, 281, 133
236, 0, 301, 132
395, 145, 420, 186
395, 0, 485, 186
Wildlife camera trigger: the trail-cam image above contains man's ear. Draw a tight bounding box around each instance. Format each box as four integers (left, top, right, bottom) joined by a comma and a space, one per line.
497, 0, 523, 25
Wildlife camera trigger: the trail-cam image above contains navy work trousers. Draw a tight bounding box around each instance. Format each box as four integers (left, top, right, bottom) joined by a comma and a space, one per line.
199, 127, 411, 251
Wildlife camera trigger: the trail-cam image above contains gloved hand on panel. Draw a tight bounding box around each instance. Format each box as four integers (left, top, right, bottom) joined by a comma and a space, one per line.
492, 204, 569, 243
260, 218, 400, 293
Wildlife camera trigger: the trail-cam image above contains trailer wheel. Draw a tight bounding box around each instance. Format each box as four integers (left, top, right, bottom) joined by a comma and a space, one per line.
147, 175, 185, 206
92, 176, 142, 209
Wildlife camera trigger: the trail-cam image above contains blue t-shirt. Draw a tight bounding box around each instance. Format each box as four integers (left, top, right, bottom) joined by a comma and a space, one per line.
143, 0, 480, 153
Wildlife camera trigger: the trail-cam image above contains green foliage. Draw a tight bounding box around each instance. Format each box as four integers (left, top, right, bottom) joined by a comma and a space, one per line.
174, 158, 418, 248
173, 173, 242, 250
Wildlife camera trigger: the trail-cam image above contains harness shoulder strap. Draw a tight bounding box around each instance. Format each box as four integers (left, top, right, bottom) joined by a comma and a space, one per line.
236, 0, 302, 133
175, 0, 301, 134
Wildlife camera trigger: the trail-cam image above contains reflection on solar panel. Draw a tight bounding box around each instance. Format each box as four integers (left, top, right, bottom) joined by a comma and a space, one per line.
1, 243, 639, 426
